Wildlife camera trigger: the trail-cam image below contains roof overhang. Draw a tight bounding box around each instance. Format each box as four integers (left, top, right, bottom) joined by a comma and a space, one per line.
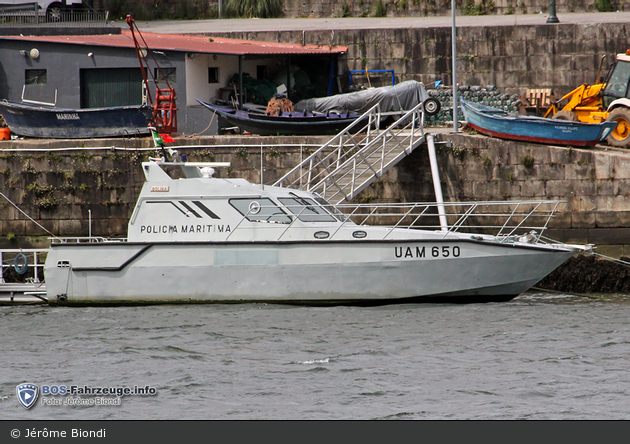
0, 30, 347, 56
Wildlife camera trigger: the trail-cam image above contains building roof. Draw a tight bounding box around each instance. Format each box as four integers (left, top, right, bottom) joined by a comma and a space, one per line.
0, 30, 347, 56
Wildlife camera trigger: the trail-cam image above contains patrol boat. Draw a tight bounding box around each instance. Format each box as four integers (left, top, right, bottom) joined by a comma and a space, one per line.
43, 159, 590, 305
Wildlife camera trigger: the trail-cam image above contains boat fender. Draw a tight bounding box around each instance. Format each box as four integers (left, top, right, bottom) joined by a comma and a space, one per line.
13, 253, 28, 275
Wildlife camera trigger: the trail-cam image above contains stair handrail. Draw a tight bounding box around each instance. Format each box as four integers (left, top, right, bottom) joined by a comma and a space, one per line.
309, 101, 426, 203
272, 102, 382, 189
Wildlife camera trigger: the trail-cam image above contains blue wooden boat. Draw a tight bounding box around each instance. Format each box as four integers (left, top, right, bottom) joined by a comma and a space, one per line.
197, 99, 362, 136
0, 100, 152, 139
460, 98, 617, 148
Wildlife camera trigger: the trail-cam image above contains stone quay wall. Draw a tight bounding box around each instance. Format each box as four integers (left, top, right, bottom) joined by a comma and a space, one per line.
1, 133, 629, 258
101, 1, 629, 19
281, 1, 628, 18
198, 21, 630, 100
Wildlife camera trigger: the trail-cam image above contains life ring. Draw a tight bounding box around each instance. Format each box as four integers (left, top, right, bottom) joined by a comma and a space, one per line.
13, 253, 28, 275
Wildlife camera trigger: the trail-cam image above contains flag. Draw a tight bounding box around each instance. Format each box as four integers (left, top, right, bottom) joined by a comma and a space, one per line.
160, 133, 175, 143
151, 130, 164, 148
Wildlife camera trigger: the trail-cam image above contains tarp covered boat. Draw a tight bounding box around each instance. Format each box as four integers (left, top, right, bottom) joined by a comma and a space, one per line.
294, 80, 439, 116
0, 100, 152, 139
460, 97, 618, 148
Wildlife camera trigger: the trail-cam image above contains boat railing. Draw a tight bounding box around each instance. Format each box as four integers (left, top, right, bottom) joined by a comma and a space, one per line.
226, 199, 566, 243
0, 248, 48, 284
49, 237, 127, 244
336, 200, 562, 239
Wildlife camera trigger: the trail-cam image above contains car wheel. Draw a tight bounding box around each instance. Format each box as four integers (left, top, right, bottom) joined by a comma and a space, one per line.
47, 3, 63, 22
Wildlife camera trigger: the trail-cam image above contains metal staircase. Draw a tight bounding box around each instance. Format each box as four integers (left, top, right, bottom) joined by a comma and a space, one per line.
273, 101, 428, 204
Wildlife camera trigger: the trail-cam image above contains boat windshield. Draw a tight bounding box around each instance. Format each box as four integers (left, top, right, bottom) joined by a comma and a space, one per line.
278, 194, 338, 222
229, 198, 292, 224
313, 196, 348, 222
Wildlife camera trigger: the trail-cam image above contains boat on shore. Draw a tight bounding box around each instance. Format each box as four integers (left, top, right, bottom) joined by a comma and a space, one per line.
460, 97, 618, 148
197, 99, 362, 136
40, 148, 591, 305
0, 100, 152, 139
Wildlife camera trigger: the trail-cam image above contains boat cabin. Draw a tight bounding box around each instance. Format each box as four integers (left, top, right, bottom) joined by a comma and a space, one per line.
128, 161, 355, 243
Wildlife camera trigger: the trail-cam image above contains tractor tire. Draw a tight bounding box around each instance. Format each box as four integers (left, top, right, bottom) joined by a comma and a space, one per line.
552, 110, 579, 121
606, 107, 630, 148
423, 98, 441, 116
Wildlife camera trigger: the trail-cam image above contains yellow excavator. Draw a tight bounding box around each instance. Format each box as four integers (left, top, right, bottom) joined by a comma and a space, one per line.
544, 51, 630, 147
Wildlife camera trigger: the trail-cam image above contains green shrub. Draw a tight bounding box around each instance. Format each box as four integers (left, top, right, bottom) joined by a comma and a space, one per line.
594, 0, 614, 12
224, 0, 284, 18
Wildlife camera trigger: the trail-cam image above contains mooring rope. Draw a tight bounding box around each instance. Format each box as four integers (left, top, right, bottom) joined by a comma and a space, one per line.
0, 192, 58, 238
187, 110, 217, 138
591, 252, 630, 268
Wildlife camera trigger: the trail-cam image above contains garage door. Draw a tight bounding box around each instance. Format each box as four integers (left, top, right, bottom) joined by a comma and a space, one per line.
80, 68, 146, 108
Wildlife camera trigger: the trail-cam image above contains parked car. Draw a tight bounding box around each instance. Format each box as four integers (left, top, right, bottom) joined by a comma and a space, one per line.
0, 1, 86, 21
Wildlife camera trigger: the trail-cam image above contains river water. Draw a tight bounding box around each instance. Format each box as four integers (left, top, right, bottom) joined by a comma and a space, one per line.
1, 291, 629, 420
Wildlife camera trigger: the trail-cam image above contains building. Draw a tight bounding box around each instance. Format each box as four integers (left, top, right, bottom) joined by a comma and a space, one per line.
0, 27, 347, 135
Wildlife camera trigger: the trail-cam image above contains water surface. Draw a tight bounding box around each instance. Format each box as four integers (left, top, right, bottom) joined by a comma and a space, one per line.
1, 292, 629, 420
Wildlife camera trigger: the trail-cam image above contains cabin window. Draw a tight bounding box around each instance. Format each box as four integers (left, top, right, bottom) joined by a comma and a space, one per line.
229, 198, 291, 224
154, 67, 176, 84
314, 197, 348, 222
278, 195, 337, 222
208, 67, 219, 84
25, 69, 47, 85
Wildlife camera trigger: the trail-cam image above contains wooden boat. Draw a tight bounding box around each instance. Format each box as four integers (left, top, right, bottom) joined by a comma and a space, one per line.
0, 100, 152, 139
459, 98, 618, 148
197, 99, 362, 136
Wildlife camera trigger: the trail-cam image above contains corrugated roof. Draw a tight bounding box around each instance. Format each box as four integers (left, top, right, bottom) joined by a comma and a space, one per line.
0, 30, 347, 55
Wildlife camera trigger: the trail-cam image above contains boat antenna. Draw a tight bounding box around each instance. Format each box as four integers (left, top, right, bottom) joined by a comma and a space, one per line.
260, 143, 264, 190
451, 0, 458, 133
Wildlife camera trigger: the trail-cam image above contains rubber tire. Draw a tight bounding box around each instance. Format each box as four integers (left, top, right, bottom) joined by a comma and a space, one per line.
552, 110, 579, 121
423, 98, 441, 116
606, 107, 630, 148
47, 3, 63, 22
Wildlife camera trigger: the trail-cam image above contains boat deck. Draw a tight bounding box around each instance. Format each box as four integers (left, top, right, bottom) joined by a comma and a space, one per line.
0, 283, 48, 305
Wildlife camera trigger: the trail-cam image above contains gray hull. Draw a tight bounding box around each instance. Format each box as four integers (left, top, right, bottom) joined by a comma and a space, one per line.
44, 240, 573, 305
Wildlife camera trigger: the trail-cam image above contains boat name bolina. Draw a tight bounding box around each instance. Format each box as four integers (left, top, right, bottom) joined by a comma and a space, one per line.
140, 224, 231, 234
395, 245, 461, 258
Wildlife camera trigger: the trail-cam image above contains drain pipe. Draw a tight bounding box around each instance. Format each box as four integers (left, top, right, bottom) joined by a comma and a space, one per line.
427, 134, 448, 231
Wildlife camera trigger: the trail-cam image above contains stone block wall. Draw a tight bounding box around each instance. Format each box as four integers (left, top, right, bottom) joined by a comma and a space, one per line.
283, 1, 628, 18
96, 0, 629, 20
202, 21, 630, 100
